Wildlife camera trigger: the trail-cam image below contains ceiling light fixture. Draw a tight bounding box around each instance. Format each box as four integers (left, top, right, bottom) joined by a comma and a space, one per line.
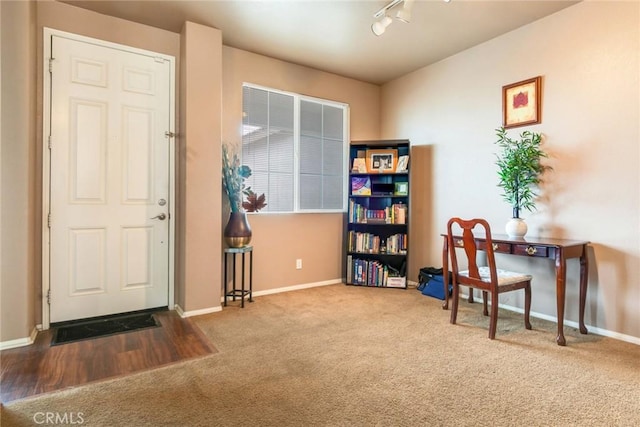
371, 0, 403, 36
372, 0, 451, 36
373, 0, 404, 19
371, 15, 393, 36
395, 0, 414, 23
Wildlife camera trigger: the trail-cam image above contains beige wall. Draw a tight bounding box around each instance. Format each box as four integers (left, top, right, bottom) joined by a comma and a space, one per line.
178, 22, 222, 312
222, 47, 381, 294
382, 1, 640, 340
1, 0, 37, 343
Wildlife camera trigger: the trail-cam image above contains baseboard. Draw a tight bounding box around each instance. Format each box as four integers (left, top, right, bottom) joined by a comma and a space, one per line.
462, 294, 640, 346
251, 278, 342, 298
407, 279, 419, 289
0, 326, 39, 350
174, 304, 222, 318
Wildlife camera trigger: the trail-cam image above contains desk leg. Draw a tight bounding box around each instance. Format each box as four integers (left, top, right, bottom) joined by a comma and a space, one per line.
224, 252, 228, 307
579, 245, 589, 335
442, 236, 449, 310
555, 249, 567, 346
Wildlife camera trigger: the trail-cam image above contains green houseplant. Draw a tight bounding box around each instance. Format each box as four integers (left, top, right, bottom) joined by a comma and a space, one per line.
494, 126, 549, 236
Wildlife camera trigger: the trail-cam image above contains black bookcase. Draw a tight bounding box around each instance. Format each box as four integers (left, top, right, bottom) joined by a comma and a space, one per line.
345, 140, 410, 288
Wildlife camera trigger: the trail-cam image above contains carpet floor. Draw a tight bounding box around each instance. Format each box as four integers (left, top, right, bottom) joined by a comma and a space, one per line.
2, 284, 639, 426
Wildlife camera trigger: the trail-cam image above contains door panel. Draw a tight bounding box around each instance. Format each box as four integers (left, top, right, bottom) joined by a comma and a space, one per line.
69, 228, 106, 295
49, 35, 171, 323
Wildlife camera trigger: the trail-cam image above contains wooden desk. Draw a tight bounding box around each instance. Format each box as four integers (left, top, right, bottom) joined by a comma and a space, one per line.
441, 233, 589, 346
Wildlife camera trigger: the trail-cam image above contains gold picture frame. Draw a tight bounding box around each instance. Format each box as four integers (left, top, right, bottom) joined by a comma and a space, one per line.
366, 149, 397, 173
502, 76, 542, 129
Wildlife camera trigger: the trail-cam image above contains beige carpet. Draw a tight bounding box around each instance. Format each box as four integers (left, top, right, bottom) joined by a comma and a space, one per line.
2, 284, 639, 426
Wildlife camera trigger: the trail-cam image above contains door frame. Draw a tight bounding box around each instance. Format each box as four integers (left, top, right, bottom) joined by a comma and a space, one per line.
42, 28, 176, 330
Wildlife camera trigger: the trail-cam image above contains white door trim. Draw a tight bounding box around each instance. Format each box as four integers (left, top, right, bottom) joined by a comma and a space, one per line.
42, 28, 176, 330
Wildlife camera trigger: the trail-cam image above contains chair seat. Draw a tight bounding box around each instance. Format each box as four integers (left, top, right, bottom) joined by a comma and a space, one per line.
460, 266, 532, 286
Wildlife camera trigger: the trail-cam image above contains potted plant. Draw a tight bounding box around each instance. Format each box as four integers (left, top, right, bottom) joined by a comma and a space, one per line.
494, 126, 550, 237
221, 144, 266, 247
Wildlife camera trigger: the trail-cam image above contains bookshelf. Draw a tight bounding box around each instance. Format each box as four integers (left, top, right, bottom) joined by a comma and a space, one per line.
346, 140, 410, 289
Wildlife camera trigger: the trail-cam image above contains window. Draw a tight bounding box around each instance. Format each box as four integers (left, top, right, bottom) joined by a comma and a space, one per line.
242, 84, 349, 213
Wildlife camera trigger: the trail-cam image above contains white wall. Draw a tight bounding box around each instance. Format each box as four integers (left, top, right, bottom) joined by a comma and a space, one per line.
382, 1, 640, 340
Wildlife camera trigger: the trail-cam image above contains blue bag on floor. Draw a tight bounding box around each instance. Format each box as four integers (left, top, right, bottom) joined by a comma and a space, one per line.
417, 267, 452, 300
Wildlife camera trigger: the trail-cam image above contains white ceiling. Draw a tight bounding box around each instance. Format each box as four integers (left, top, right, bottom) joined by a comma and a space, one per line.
60, 0, 579, 85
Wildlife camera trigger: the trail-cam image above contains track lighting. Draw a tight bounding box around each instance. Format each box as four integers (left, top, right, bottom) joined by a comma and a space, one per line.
370, 0, 407, 36
371, 0, 451, 36
371, 15, 393, 36
395, 0, 414, 23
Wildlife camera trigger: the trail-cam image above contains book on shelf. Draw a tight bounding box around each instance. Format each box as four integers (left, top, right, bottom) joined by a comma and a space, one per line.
385, 233, 408, 254
348, 258, 405, 287
349, 200, 408, 225
392, 203, 407, 225
348, 231, 383, 253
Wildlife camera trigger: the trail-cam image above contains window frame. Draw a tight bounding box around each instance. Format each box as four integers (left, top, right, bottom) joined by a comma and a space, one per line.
242, 83, 350, 214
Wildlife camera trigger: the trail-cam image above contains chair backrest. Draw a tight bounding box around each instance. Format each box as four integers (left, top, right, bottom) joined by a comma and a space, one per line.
446, 218, 498, 290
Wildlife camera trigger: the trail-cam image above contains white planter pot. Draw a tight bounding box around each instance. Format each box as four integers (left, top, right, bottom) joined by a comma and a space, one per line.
506, 218, 528, 238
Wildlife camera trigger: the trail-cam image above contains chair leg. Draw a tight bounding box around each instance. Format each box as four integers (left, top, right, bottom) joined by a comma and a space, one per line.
489, 291, 499, 339
450, 283, 459, 325
482, 291, 488, 316
524, 282, 532, 330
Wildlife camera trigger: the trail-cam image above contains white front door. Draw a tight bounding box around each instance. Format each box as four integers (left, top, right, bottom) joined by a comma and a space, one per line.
47, 32, 173, 323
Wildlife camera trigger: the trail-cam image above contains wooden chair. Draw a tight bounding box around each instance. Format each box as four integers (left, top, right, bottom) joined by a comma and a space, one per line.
447, 218, 532, 339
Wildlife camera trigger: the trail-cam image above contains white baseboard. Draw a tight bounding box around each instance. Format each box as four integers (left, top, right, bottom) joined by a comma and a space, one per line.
407, 280, 419, 289
0, 326, 39, 350
174, 304, 222, 318
251, 278, 342, 298
178, 280, 341, 317
461, 293, 640, 346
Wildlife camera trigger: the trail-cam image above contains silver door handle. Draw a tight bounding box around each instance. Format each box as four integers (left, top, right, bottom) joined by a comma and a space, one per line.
151, 213, 166, 220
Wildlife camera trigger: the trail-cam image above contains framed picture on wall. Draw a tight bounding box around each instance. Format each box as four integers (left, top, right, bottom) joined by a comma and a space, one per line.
502, 76, 542, 129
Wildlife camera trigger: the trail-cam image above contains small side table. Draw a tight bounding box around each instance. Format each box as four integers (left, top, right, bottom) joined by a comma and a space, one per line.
224, 246, 253, 308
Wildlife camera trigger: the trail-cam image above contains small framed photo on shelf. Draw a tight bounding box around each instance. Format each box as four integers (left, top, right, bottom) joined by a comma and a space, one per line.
394, 182, 408, 196
366, 149, 397, 173
502, 76, 542, 129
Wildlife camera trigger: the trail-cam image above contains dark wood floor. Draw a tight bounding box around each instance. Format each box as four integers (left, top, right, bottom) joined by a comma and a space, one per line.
0, 310, 216, 403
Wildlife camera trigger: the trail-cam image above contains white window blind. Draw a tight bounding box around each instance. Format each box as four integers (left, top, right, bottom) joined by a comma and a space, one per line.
242, 84, 348, 213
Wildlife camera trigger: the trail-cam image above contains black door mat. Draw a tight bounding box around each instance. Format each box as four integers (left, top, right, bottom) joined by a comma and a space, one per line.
51, 312, 162, 346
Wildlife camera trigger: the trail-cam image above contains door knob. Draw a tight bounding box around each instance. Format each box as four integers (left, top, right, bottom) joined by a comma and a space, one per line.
151, 213, 166, 220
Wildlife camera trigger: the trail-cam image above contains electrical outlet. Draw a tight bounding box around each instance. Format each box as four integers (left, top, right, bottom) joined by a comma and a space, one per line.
296, 259, 303, 270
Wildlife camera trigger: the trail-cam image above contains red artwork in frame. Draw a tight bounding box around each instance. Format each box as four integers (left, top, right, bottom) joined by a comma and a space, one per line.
502, 76, 542, 129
